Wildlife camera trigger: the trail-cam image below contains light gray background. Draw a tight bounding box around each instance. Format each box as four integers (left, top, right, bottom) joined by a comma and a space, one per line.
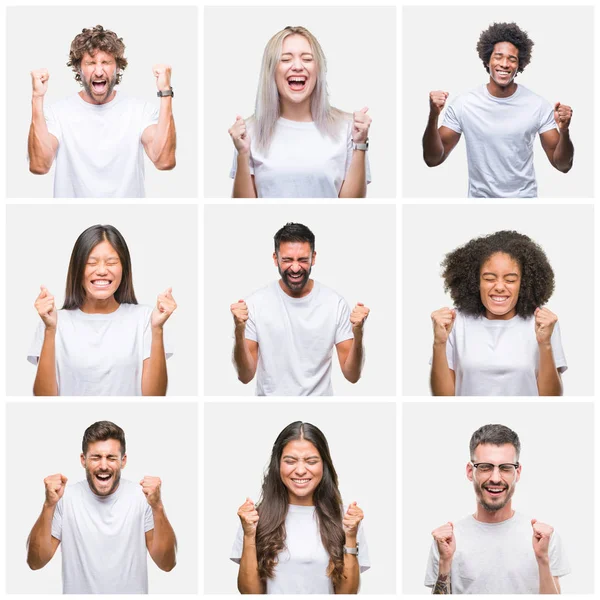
402, 6, 594, 198
204, 401, 396, 594
402, 402, 594, 594
7, 5, 198, 198
6, 401, 198, 594
402, 204, 594, 396
6, 204, 198, 396
204, 5, 397, 198
204, 204, 396, 396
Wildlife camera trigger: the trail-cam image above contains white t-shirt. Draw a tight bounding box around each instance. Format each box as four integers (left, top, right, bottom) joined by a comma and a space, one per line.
424, 512, 570, 594
28, 303, 172, 396
442, 84, 556, 198
440, 311, 567, 396
244, 280, 353, 396
51, 479, 154, 594
230, 504, 370, 594
230, 117, 371, 198
43, 92, 159, 198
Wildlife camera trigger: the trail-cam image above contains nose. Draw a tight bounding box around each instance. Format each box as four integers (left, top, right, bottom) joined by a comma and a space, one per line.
291, 58, 303, 71
95, 262, 108, 275
294, 463, 307, 476
99, 457, 109, 470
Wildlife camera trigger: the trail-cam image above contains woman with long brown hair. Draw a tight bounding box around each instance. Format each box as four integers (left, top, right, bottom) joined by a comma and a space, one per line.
230, 421, 369, 593
27, 224, 176, 396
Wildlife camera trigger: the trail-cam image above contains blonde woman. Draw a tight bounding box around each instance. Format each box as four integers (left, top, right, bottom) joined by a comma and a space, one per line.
228, 26, 372, 198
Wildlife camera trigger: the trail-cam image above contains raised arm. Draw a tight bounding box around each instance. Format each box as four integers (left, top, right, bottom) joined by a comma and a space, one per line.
337, 303, 370, 384
230, 300, 259, 383
339, 108, 372, 198
237, 498, 265, 594
28, 69, 58, 175
229, 117, 257, 198
535, 308, 563, 396
531, 519, 561, 594
33, 286, 58, 396
431, 522, 455, 594
539, 103, 573, 174
430, 308, 456, 396
422, 91, 461, 167
335, 502, 364, 594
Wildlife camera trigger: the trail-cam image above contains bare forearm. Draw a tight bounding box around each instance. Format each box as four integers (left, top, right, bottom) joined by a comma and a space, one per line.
537, 344, 562, 396
33, 328, 58, 396
336, 537, 360, 594
538, 559, 559, 594
430, 343, 455, 396
433, 559, 452, 594
238, 536, 264, 594
233, 154, 257, 198
423, 114, 445, 167
150, 97, 176, 170
28, 97, 55, 174
339, 151, 367, 198
149, 505, 177, 571
27, 504, 56, 569
233, 329, 256, 384
142, 328, 168, 396
552, 130, 574, 173
342, 333, 364, 383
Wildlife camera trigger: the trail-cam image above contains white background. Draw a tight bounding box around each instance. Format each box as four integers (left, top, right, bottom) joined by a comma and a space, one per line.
6, 401, 198, 594
6, 204, 198, 396
203, 5, 397, 198
204, 203, 396, 396
204, 401, 396, 594
402, 401, 594, 594
402, 203, 595, 396
402, 5, 594, 198
6, 5, 198, 198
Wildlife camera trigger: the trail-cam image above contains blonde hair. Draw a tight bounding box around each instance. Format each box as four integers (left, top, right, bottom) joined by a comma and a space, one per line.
253, 26, 345, 152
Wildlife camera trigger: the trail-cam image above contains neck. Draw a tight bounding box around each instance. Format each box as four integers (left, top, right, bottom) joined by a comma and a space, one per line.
288, 493, 314, 507
485, 308, 516, 320
280, 98, 313, 122
474, 503, 514, 523
279, 278, 314, 298
80, 296, 120, 314
487, 79, 517, 99
79, 89, 117, 106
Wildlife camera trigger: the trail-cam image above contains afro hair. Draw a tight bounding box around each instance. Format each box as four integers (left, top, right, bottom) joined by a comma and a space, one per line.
477, 22, 534, 74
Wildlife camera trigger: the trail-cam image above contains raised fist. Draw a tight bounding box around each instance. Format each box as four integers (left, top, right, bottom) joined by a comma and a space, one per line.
237, 497, 259, 537
343, 502, 364, 539
432, 521, 456, 563
553, 102, 572, 132
44, 473, 67, 507
35, 286, 57, 330
534, 307, 558, 345
352, 107, 372, 144
531, 519, 554, 561
350, 302, 370, 332
228, 115, 251, 155
431, 307, 456, 344
140, 476, 163, 508
151, 287, 177, 329
31, 69, 50, 98
429, 91, 449, 116
230, 299, 249, 330
153, 64, 172, 93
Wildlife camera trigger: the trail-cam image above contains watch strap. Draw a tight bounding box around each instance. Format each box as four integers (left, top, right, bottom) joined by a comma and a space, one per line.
343, 543, 359, 555
157, 87, 174, 98
353, 140, 369, 151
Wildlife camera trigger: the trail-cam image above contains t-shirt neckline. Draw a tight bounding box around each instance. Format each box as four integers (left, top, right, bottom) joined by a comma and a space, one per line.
469, 511, 517, 527
275, 279, 318, 301
75, 89, 122, 110
278, 116, 316, 129
75, 303, 124, 319
482, 83, 522, 103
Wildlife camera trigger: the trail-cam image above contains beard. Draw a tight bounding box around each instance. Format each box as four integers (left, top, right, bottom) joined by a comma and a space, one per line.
85, 465, 122, 497
279, 265, 311, 293
80, 69, 118, 104
474, 480, 516, 513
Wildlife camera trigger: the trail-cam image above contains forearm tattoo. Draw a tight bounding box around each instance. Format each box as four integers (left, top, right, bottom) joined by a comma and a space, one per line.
433, 572, 452, 594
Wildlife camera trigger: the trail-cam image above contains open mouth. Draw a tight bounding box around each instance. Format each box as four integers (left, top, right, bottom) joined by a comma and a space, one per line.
95, 472, 113, 484
495, 70, 512, 79
92, 79, 108, 93
91, 279, 113, 288
484, 485, 507, 496
489, 295, 509, 304
287, 76, 307, 91
291, 478, 311, 487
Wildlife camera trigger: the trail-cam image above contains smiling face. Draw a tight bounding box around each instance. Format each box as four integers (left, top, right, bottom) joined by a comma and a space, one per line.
79, 50, 118, 104
280, 439, 323, 505
488, 41, 519, 88
83, 240, 123, 302
479, 252, 521, 320
273, 241, 316, 297
81, 438, 126, 496
275, 34, 318, 108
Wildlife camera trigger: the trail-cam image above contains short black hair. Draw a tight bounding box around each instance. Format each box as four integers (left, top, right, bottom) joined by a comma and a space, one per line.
477, 22, 534, 74
82, 421, 126, 456
441, 230, 554, 318
273, 222, 315, 254
470, 424, 521, 461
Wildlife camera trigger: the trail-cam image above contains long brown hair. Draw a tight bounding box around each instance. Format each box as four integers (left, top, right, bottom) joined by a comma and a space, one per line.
256, 422, 345, 586
63, 224, 137, 309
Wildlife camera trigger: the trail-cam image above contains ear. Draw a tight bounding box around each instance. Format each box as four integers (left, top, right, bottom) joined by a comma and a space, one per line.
121, 453, 127, 469
273, 251, 278, 267
516, 462, 522, 482
80, 453, 86, 468
311, 251, 317, 266
466, 461, 474, 482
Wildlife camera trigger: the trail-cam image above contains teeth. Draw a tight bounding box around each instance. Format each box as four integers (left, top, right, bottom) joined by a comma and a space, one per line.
292, 479, 310, 483
92, 280, 111, 286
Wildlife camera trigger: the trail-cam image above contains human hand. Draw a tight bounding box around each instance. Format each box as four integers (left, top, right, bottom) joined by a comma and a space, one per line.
153, 64, 172, 92
350, 303, 370, 333
531, 519, 554, 562
35, 286, 57, 330
230, 299, 249, 331
31, 69, 50, 98
431, 307, 456, 344
228, 115, 251, 155
432, 521, 456, 566
534, 307, 558, 345
237, 497, 259, 538
44, 473, 67, 507
429, 91, 449, 117
352, 107, 372, 144
343, 501, 364, 541
151, 288, 177, 329
140, 476, 163, 509
553, 102, 572, 132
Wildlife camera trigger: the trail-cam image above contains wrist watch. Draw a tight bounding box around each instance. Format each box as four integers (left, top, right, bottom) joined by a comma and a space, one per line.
353, 139, 369, 151
343, 543, 359, 555
157, 87, 174, 98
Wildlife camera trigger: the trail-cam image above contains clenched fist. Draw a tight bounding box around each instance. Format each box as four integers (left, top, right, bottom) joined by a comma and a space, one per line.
343, 502, 364, 540
231, 299, 249, 330
238, 497, 259, 538
531, 519, 554, 561
350, 302, 370, 333
44, 473, 67, 507
553, 102, 572, 132
432, 521, 456, 564
140, 476, 163, 509
431, 307, 456, 344
35, 286, 57, 330
352, 107, 372, 144
152, 287, 177, 329
429, 91, 449, 117
228, 115, 251, 155
153, 64, 172, 93
534, 307, 558, 345
31, 69, 50, 98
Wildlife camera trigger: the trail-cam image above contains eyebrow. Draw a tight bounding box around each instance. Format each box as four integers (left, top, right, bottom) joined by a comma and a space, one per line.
493, 52, 518, 59
481, 272, 519, 277
282, 454, 320, 460
281, 52, 314, 57
87, 255, 119, 260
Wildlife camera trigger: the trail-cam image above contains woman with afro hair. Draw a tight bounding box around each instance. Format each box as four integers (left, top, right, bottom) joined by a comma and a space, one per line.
430, 231, 566, 396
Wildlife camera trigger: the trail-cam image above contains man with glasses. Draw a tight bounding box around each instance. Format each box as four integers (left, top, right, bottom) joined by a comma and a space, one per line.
425, 424, 569, 594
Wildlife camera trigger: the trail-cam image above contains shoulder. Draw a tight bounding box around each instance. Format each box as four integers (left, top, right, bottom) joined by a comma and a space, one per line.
448, 88, 479, 107
47, 95, 79, 113
120, 479, 147, 501
245, 282, 278, 303
63, 480, 87, 502
119, 303, 152, 317
315, 281, 347, 304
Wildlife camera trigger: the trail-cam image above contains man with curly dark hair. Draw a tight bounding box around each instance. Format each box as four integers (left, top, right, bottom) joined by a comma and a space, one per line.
28, 25, 176, 197
422, 22, 574, 198
429, 231, 566, 396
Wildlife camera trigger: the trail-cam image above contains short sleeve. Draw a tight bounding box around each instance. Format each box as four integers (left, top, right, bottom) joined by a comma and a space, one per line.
142, 309, 174, 360
144, 501, 155, 533
343, 119, 372, 184
424, 540, 440, 587
538, 100, 557, 135
550, 321, 567, 374
355, 513, 371, 573
27, 321, 45, 365
549, 529, 570, 577
335, 298, 353, 345
244, 297, 258, 343
445, 324, 456, 371
141, 102, 160, 136
442, 103, 462, 134
230, 149, 256, 179
51, 498, 63, 541
229, 523, 244, 564
44, 104, 62, 143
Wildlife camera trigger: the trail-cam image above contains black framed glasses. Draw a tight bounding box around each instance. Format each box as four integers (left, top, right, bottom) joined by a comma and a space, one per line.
471, 462, 519, 474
